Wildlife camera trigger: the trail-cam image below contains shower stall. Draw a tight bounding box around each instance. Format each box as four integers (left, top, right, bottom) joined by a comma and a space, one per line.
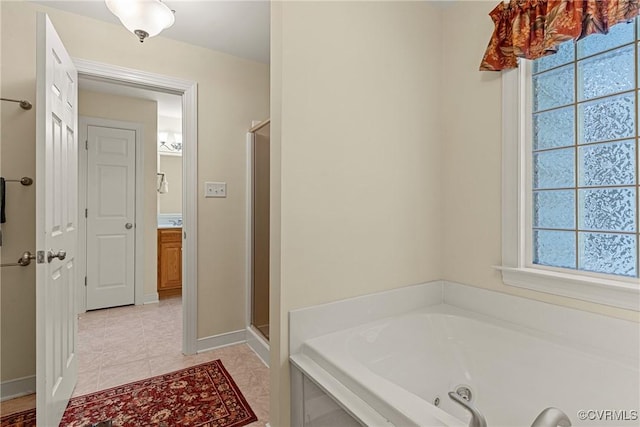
248, 120, 270, 343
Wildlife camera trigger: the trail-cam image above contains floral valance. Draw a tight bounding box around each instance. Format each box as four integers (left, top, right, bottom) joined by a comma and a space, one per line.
480, 0, 640, 71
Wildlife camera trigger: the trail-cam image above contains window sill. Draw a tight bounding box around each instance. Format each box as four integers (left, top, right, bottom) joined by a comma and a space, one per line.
494, 266, 639, 312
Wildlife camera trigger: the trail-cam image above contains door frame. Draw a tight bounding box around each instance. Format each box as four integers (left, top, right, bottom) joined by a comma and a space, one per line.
78, 117, 144, 312
74, 58, 198, 355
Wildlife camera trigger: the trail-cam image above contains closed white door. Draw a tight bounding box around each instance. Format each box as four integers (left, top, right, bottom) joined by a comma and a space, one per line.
86, 125, 136, 310
35, 13, 78, 426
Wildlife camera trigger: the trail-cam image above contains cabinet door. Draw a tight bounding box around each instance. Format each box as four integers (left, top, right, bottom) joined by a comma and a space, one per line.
159, 241, 182, 289
158, 229, 182, 292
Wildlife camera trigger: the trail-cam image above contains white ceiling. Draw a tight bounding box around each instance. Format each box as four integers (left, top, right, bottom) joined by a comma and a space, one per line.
31, 0, 271, 64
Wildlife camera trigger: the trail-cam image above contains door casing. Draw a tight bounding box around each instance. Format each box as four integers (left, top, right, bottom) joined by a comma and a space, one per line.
78, 117, 144, 312
74, 58, 198, 355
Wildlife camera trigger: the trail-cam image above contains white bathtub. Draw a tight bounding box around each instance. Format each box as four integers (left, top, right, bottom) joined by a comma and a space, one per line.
295, 303, 639, 426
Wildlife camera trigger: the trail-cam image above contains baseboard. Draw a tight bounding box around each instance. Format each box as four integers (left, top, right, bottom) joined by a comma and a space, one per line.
196, 329, 246, 353
0, 375, 36, 401
143, 292, 159, 305
246, 327, 270, 366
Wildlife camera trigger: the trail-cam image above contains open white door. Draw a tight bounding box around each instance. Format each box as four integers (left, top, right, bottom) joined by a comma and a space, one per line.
35, 13, 78, 426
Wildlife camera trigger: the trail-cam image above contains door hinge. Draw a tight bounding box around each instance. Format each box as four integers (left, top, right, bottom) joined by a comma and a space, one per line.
84, 276, 87, 287
85, 140, 88, 150
85, 208, 88, 218
183, 231, 186, 239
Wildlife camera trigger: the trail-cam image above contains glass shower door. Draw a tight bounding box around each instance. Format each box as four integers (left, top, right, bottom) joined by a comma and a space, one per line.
251, 123, 270, 340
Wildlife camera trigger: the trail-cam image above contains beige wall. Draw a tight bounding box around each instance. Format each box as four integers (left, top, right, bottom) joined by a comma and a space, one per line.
0, 99, 37, 382
270, 2, 444, 425
439, 2, 639, 323
158, 155, 182, 214
0, 1, 269, 383
79, 90, 158, 297
1, 0, 38, 383
269, 2, 284, 420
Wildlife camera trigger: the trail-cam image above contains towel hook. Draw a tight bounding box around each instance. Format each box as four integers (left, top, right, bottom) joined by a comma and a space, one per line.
0, 250, 36, 267
3, 177, 33, 186
1, 97, 32, 110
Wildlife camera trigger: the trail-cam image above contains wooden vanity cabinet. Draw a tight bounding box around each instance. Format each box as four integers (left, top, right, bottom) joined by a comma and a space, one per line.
157, 228, 182, 298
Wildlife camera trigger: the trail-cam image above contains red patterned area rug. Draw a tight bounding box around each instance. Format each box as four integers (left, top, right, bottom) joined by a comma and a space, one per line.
1, 360, 257, 427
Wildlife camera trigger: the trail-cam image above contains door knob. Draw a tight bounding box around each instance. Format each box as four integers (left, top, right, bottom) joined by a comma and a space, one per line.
125, 223, 133, 229
47, 250, 67, 263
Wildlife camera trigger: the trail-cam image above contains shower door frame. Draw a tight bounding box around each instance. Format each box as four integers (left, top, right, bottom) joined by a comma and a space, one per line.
245, 120, 271, 363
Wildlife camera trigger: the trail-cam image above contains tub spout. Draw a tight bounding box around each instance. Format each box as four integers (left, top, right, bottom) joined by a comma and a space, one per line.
531, 407, 571, 427
448, 391, 487, 427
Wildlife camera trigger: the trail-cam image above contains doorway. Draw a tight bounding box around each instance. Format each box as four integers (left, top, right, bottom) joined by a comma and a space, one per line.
73, 80, 188, 396
157, 115, 184, 300
74, 59, 198, 356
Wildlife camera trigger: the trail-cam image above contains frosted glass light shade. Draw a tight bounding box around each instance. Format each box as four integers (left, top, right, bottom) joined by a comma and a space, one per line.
106, 0, 175, 42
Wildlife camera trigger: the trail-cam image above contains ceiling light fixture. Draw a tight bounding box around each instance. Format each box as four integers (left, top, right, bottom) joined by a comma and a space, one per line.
105, 0, 175, 43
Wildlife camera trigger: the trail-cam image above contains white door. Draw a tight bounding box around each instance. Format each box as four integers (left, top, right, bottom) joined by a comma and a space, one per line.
35, 13, 78, 426
86, 125, 136, 310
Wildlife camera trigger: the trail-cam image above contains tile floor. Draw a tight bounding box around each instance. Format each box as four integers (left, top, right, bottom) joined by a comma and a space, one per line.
1, 297, 270, 427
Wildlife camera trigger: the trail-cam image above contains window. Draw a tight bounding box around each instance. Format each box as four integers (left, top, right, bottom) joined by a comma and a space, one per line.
501, 20, 639, 310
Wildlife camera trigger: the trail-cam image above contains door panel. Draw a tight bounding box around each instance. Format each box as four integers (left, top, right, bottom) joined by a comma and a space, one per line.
160, 243, 182, 288
97, 235, 127, 287
86, 126, 136, 310
36, 13, 78, 426
157, 228, 182, 297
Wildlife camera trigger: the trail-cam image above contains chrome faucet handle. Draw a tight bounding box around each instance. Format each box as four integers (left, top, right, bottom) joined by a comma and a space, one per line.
448, 391, 487, 427
531, 407, 571, 427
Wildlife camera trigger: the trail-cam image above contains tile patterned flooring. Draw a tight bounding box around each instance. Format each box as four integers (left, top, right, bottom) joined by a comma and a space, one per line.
1, 297, 270, 427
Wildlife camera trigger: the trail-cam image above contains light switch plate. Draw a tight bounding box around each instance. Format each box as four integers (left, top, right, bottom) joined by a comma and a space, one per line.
205, 182, 226, 198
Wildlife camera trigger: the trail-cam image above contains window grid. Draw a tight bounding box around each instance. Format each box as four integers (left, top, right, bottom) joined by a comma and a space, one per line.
530, 19, 640, 278
636, 19, 640, 280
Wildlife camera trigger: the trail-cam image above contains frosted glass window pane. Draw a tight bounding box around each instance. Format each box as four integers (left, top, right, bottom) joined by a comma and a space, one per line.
579, 232, 637, 277
534, 190, 575, 229
577, 22, 635, 58
533, 107, 575, 150
534, 40, 575, 73
533, 148, 575, 189
533, 230, 576, 269
579, 94, 635, 143
578, 140, 636, 186
578, 188, 636, 232
578, 46, 634, 100
532, 65, 574, 112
